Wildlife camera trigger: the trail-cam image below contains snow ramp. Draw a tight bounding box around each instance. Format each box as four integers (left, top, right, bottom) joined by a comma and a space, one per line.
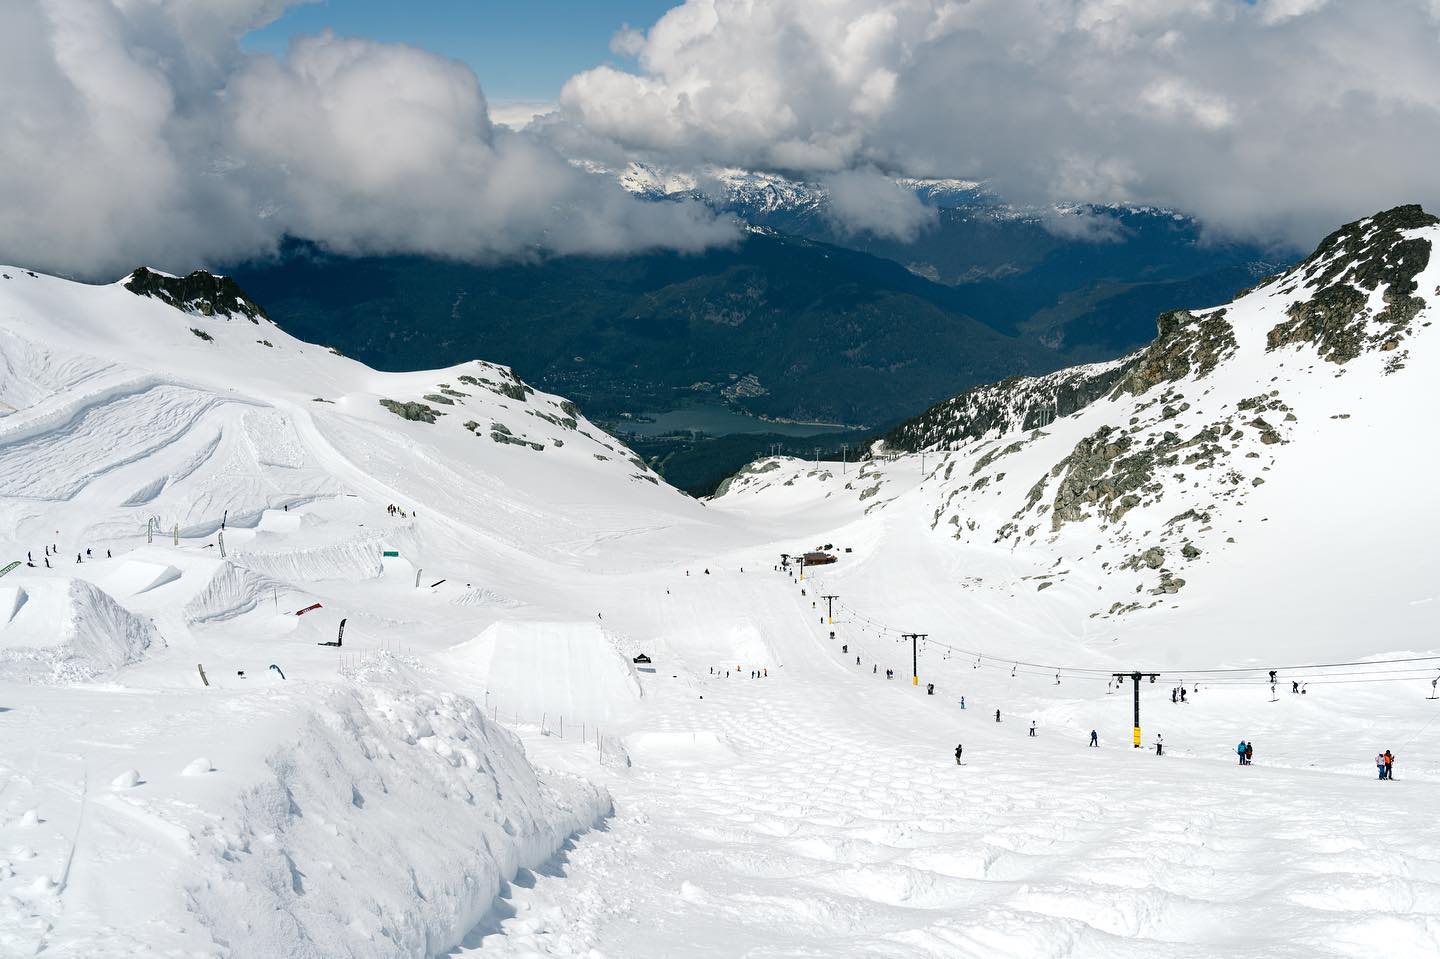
0, 577, 161, 682
448, 621, 643, 725
103, 559, 181, 596
0, 585, 27, 624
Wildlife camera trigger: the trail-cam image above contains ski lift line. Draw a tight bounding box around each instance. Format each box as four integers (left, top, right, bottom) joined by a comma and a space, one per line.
809, 576, 1440, 681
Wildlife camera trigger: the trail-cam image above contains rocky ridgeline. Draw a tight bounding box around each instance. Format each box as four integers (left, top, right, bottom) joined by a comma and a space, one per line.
879, 205, 1434, 459
871, 204, 1436, 617
124, 267, 269, 323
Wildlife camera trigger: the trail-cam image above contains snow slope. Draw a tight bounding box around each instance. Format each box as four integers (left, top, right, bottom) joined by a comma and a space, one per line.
3, 206, 1440, 958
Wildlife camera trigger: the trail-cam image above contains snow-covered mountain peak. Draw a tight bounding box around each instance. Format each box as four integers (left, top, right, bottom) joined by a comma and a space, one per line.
712, 205, 1440, 657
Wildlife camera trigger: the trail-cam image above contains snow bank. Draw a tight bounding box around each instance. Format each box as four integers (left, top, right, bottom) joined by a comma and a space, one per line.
0, 577, 160, 682
182, 560, 281, 624
233, 532, 387, 582
187, 679, 610, 957
449, 621, 643, 725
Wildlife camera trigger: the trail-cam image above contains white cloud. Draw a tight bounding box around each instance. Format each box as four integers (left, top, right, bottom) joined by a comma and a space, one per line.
823, 168, 936, 241
559, 0, 1440, 246
0, 0, 733, 280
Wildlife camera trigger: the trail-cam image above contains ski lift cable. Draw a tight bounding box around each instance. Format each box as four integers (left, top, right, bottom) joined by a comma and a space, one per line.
808, 575, 1440, 682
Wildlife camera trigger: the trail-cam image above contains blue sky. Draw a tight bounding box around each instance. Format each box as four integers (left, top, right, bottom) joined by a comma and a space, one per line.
242, 0, 678, 102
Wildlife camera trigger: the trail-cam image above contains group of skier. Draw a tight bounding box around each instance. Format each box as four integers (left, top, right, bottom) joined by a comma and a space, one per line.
24, 543, 110, 569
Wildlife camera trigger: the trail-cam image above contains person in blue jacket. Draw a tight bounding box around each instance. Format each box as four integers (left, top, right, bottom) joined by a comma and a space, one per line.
1237, 741, 1248, 765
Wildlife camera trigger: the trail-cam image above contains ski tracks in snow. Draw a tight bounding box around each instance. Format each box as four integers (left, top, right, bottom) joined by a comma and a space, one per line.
457, 652, 1440, 957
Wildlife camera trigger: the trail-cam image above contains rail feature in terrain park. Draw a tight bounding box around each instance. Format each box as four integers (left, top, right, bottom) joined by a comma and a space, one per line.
294, 602, 322, 616
1, 560, 20, 578
318, 618, 345, 647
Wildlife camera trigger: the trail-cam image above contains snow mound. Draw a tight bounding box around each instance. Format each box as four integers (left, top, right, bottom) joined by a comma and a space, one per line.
183, 560, 280, 624
102, 559, 181, 596
449, 621, 643, 725
186, 683, 609, 957
0, 577, 160, 682
234, 533, 387, 582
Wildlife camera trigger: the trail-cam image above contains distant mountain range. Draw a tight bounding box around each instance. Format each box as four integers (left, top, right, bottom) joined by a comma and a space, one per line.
227, 166, 1295, 493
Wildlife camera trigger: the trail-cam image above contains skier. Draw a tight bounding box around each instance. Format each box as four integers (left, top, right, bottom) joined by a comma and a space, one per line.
1154, 733, 1164, 756
1089, 730, 1099, 747
105, 549, 111, 558
1237, 741, 1248, 765
995, 709, 1001, 723
86, 548, 91, 557
1245, 742, 1254, 765
873, 664, 877, 674
1029, 721, 1037, 737
960, 696, 966, 710
856, 656, 861, 666
954, 744, 963, 766
1180, 687, 1187, 703
1384, 750, 1394, 780
1172, 687, 1178, 704
1269, 670, 1277, 684
1376, 752, 1388, 780
927, 683, 934, 696
75, 553, 81, 563
44, 557, 50, 568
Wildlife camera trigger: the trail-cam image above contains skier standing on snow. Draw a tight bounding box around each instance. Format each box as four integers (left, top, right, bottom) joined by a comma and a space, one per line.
1384, 750, 1395, 780
1029, 721, 1037, 737
995, 709, 1001, 723
955, 744, 963, 765
1180, 687, 1187, 703
1089, 730, 1099, 747
1376, 752, 1387, 780
1237, 741, 1248, 765
1155, 733, 1164, 756
1245, 742, 1254, 765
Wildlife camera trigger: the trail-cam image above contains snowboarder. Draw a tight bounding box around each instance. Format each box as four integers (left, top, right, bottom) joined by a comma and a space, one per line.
954, 744, 963, 766
1384, 750, 1394, 780
105, 549, 111, 558
995, 709, 1001, 723
75, 553, 81, 563
1089, 730, 1099, 747
1029, 721, 1037, 737
1292, 680, 1300, 694
1269, 670, 1277, 684
85, 548, 91, 557
926, 683, 934, 696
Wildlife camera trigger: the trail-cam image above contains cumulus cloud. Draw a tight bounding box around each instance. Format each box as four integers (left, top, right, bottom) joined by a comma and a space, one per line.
559, 0, 1440, 246
823, 168, 936, 241
0, 0, 734, 280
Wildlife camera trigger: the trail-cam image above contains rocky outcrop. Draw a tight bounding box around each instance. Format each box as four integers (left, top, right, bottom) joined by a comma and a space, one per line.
1266, 204, 1436, 363
1111, 309, 1235, 397
878, 358, 1131, 453
125, 268, 268, 323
